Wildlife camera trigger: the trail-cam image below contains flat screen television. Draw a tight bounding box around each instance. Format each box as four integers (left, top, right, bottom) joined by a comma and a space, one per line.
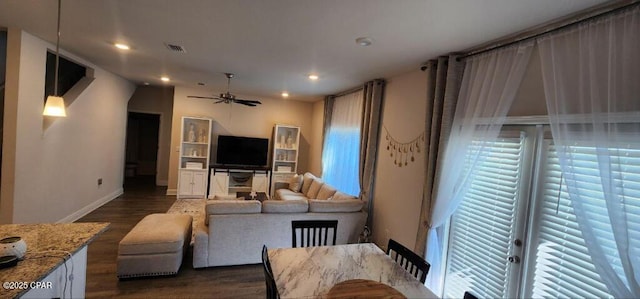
216, 135, 269, 167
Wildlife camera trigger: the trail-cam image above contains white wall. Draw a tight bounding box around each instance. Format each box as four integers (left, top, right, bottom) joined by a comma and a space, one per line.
371, 69, 428, 249
167, 86, 318, 193
127, 86, 174, 186
0, 29, 135, 223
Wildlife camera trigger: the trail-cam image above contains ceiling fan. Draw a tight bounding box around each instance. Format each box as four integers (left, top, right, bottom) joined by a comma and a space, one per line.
187, 73, 262, 107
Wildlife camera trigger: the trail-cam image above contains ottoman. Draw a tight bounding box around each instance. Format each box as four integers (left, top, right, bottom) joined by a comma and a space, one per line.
117, 213, 193, 278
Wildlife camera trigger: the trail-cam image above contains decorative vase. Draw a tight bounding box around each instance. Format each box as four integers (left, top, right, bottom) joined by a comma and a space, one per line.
188, 124, 196, 142
280, 135, 285, 148
286, 133, 293, 148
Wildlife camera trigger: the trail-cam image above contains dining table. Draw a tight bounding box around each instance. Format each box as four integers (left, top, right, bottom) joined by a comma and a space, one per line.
268, 243, 438, 298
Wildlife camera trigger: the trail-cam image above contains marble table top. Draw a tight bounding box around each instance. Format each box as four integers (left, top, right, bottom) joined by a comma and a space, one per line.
0, 222, 109, 298
268, 243, 438, 299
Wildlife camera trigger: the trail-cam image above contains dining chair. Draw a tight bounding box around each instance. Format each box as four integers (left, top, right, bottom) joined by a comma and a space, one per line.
386, 238, 431, 283
291, 220, 338, 247
463, 291, 479, 299
261, 245, 279, 299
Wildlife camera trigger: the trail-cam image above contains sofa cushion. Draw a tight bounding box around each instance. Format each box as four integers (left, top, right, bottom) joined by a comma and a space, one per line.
331, 191, 358, 201
308, 199, 364, 213
288, 174, 303, 192
205, 200, 261, 225
276, 189, 307, 201
316, 184, 337, 200
301, 172, 316, 194
306, 179, 324, 199
262, 199, 309, 213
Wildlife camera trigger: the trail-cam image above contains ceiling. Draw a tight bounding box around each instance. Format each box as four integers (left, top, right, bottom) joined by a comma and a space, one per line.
0, 0, 610, 101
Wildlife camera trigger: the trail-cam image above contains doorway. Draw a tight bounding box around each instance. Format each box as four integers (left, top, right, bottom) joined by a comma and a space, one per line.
125, 112, 160, 188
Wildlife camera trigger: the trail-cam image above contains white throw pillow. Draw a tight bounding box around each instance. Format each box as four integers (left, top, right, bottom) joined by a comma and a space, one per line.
288, 174, 303, 192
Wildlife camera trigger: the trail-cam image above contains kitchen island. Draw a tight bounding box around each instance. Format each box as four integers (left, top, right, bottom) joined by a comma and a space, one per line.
0, 222, 109, 298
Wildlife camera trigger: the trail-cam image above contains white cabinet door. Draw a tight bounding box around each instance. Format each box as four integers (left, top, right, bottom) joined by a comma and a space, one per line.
209, 172, 229, 198
192, 171, 207, 197
178, 170, 194, 197
252, 173, 268, 193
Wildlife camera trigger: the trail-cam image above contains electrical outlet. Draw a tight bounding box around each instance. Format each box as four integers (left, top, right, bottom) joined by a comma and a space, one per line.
98, 178, 103, 186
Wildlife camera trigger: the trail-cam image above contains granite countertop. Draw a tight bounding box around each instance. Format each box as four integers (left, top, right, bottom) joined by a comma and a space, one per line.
268, 243, 438, 299
0, 222, 109, 298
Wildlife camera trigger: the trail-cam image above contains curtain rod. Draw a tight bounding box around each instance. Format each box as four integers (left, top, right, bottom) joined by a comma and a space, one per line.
331, 86, 364, 98
458, 0, 639, 61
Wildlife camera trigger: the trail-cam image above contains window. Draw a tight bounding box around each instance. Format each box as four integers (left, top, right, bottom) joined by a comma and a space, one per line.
443, 126, 640, 298
44, 51, 87, 99
322, 90, 363, 196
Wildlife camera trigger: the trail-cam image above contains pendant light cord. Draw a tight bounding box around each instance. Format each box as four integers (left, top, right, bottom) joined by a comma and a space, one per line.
54, 0, 61, 96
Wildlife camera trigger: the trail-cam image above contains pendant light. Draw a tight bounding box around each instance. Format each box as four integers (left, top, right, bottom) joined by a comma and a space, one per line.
43, 0, 67, 117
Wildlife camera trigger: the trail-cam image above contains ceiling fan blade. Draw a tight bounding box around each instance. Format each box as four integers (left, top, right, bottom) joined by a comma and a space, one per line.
236, 101, 258, 107
214, 99, 226, 104
187, 95, 220, 100
235, 99, 262, 105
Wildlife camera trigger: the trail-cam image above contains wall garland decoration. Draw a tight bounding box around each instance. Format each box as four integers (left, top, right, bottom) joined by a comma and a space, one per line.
383, 125, 425, 167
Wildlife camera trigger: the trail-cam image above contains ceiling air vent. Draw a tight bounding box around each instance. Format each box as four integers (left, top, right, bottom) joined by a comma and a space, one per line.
165, 43, 186, 53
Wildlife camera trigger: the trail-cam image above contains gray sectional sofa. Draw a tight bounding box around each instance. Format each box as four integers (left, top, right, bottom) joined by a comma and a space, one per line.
192, 173, 367, 268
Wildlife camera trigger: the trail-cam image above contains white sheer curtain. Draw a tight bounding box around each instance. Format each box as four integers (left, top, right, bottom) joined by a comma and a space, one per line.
425, 43, 533, 294
322, 89, 364, 196
538, 5, 640, 297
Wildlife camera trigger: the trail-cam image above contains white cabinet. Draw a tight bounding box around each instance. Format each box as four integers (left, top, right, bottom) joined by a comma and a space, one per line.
271, 124, 300, 197
178, 169, 207, 198
23, 246, 87, 299
178, 116, 212, 199
208, 168, 270, 198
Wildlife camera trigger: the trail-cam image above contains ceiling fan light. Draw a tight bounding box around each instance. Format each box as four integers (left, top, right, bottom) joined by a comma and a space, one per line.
282, 92, 289, 98
43, 96, 67, 117
114, 43, 130, 50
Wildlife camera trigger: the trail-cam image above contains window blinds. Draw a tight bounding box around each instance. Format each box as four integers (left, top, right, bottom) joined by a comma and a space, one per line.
443, 137, 524, 299
528, 143, 640, 298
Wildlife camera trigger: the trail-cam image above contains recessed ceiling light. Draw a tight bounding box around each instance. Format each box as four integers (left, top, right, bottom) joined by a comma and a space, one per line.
281, 92, 289, 98
355, 37, 372, 46
308, 74, 319, 81
114, 43, 130, 50
160, 76, 170, 82
143, 82, 150, 86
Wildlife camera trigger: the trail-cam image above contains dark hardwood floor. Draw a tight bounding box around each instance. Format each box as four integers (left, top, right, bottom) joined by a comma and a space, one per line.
78, 176, 265, 298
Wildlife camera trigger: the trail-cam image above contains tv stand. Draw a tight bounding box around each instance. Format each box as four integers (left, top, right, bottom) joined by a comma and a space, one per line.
208, 166, 271, 199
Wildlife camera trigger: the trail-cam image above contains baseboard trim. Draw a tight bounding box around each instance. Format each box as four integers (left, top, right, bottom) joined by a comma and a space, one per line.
166, 188, 177, 196
57, 188, 123, 223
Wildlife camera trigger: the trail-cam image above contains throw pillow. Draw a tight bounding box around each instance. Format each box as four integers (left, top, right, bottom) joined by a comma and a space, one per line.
306, 179, 324, 199
316, 184, 337, 200
301, 172, 316, 194
288, 174, 303, 192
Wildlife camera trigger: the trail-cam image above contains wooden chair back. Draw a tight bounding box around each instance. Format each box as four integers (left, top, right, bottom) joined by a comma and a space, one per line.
386, 238, 431, 283
291, 220, 338, 248
261, 245, 279, 299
